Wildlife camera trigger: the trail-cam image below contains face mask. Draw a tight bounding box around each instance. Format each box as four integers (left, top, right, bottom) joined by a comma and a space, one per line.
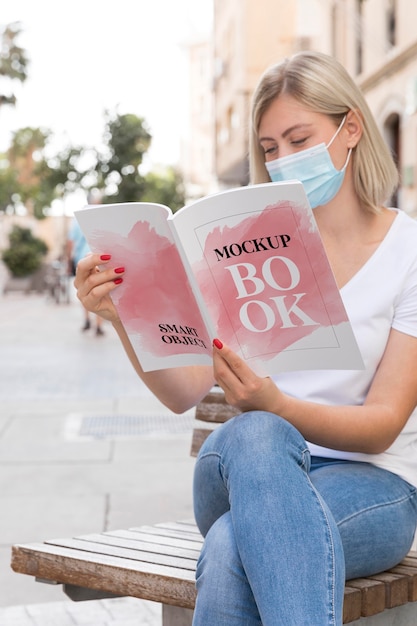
265, 116, 352, 209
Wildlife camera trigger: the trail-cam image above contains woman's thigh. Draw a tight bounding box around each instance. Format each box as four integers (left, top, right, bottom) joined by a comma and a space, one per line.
310, 458, 417, 579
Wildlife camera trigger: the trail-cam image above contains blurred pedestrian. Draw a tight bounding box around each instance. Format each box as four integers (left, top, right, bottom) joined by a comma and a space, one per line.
67, 192, 105, 336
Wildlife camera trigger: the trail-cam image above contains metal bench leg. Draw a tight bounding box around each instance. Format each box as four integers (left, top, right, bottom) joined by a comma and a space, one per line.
162, 604, 194, 626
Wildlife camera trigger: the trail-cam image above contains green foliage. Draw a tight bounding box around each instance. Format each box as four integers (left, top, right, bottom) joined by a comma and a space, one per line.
0, 162, 20, 213
104, 111, 152, 171
32, 143, 86, 217
6, 127, 57, 219
8, 126, 48, 156
94, 110, 185, 208
142, 168, 185, 213
0, 22, 29, 106
2, 225, 48, 277
1, 101, 185, 216
0, 127, 86, 219
94, 111, 151, 202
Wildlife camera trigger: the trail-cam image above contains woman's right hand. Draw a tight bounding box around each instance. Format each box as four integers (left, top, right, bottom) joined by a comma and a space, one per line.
74, 253, 124, 324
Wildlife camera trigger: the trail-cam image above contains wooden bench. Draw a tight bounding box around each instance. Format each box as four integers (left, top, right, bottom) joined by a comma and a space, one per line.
11, 389, 417, 624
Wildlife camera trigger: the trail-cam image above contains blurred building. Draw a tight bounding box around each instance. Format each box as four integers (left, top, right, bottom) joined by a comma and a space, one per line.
181, 36, 217, 201
185, 0, 417, 217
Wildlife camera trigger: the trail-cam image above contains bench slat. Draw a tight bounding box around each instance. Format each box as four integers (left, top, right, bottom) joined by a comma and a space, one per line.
368, 572, 409, 609
155, 521, 201, 535
68, 533, 201, 560
46, 537, 199, 571
190, 427, 213, 457
102, 529, 202, 551
342, 586, 362, 623
345, 577, 386, 617
389, 565, 417, 601
125, 525, 203, 543
11, 542, 197, 608
194, 390, 239, 423
400, 553, 417, 567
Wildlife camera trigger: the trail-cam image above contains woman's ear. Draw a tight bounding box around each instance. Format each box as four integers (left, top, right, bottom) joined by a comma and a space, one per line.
345, 109, 363, 148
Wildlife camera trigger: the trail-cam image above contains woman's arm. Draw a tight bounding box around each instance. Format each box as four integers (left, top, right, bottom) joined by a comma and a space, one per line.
112, 319, 215, 412
213, 328, 417, 454
74, 253, 215, 413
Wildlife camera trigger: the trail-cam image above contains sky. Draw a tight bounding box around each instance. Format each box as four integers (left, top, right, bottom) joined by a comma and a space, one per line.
0, 0, 212, 169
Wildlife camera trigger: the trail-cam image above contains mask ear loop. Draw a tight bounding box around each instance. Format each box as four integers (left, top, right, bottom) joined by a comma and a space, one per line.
341, 148, 352, 171
326, 115, 347, 148
326, 115, 352, 171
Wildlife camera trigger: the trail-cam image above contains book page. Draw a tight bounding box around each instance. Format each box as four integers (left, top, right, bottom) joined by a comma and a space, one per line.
171, 181, 364, 376
74, 202, 212, 371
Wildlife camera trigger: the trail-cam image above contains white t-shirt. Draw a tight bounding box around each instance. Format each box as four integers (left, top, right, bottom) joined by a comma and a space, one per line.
274, 209, 417, 488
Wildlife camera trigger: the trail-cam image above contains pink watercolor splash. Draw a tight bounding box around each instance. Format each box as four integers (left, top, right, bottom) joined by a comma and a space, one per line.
89, 220, 211, 359
194, 201, 348, 361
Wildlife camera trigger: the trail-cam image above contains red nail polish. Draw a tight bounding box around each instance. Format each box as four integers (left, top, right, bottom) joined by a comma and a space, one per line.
213, 338, 223, 349
114, 267, 125, 274
114, 278, 123, 285
100, 254, 111, 261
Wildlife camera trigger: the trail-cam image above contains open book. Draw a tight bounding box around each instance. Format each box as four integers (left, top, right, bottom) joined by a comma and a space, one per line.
74, 181, 363, 375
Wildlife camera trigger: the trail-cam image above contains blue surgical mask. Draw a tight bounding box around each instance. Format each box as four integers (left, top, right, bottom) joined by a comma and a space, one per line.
265, 116, 352, 208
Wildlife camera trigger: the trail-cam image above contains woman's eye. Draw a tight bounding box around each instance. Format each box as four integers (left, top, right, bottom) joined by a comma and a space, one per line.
264, 146, 277, 155
291, 137, 308, 146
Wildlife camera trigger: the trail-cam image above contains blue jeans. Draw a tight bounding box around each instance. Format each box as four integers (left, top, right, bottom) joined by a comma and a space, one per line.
192, 412, 417, 626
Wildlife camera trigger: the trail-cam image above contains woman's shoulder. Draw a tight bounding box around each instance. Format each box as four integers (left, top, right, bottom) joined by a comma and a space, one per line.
387, 208, 417, 242
373, 209, 417, 274
390, 207, 417, 227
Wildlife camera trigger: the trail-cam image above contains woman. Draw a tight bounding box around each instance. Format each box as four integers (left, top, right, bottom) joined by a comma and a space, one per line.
75, 51, 417, 625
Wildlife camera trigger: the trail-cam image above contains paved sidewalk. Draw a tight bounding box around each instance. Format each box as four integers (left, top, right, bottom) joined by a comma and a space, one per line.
0, 598, 161, 626
0, 289, 196, 624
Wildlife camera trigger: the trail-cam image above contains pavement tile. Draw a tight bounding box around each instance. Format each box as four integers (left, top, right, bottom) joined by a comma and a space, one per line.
0, 414, 112, 463
0, 599, 161, 626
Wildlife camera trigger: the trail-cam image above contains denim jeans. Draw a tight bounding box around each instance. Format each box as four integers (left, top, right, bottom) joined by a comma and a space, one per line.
192, 411, 417, 626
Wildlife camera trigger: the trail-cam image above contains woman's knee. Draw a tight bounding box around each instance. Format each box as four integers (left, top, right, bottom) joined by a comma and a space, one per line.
194, 412, 310, 536
199, 410, 307, 461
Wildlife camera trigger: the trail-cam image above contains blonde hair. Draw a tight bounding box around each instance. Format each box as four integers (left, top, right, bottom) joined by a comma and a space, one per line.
250, 50, 399, 212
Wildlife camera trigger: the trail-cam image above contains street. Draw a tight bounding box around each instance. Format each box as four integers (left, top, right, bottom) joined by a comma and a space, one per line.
0, 287, 196, 624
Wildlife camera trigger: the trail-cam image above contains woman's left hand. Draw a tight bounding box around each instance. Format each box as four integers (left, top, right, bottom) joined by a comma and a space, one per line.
212, 339, 287, 414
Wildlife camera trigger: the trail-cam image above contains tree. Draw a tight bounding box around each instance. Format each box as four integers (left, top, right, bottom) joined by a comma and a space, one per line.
94, 111, 151, 202
94, 110, 185, 211
0, 161, 20, 214
0, 22, 29, 108
7, 127, 52, 218
0, 126, 90, 218
142, 168, 185, 213
0, 127, 82, 219
34, 142, 86, 214
0, 111, 185, 219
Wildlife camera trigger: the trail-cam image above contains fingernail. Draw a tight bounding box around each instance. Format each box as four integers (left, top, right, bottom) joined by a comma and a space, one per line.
213, 338, 223, 349
100, 254, 111, 261
114, 267, 125, 274
114, 278, 123, 285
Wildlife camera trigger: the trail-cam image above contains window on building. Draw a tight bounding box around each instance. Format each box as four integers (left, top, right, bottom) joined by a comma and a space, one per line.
386, 0, 396, 48
354, 0, 364, 75
384, 112, 400, 207
226, 106, 234, 142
